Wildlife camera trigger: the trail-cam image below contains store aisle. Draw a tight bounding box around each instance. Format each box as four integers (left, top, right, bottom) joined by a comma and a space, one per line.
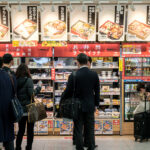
19, 136, 150, 150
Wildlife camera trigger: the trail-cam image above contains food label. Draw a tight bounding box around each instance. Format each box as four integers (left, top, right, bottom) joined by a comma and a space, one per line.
88, 6, 95, 25
0, 6, 10, 41
59, 6, 66, 22
147, 6, 150, 25
27, 6, 37, 23
115, 6, 124, 25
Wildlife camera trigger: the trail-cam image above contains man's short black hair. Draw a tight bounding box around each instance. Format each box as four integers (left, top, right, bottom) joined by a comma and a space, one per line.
77, 53, 88, 65
3, 53, 13, 64
88, 56, 92, 64
0, 57, 3, 68
137, 83, 145, 92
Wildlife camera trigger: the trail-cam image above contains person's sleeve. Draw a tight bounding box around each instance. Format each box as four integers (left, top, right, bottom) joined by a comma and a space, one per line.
34, 86, 41, 96
60, 74, 74, 104
94, 73, 100, 106
27, 78, 34, 98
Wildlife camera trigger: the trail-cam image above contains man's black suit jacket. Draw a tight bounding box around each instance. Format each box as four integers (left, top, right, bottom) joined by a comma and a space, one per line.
61, 67, 100, 112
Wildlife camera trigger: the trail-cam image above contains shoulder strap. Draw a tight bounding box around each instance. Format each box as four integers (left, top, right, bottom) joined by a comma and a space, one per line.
8, 72, 17, 96
72, 71, 76, 97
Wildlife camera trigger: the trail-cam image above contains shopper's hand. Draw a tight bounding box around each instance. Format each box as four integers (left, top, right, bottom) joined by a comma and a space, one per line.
37, 80, 43, 87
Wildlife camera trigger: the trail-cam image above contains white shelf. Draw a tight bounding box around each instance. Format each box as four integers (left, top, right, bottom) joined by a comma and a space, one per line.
100, 92, 120, 95
32, 78, 51, 80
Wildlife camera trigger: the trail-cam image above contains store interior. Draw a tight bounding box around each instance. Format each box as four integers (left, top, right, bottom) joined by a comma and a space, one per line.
1, 0, 150, 136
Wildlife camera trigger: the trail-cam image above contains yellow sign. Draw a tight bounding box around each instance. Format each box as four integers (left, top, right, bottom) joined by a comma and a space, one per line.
12, 41, 37, 47
12, 41, 19, 47
42, 41, 67, 47
119, 58, 123, 72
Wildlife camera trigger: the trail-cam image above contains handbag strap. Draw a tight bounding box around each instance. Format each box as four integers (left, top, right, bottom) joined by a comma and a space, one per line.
72, 71, 76, 97
8, 71, 17, 97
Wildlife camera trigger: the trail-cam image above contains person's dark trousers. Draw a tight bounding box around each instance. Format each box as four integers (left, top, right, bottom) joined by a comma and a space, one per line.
74, 111, 95, 150
16, 116, 34, 150
3, 141, 14, 150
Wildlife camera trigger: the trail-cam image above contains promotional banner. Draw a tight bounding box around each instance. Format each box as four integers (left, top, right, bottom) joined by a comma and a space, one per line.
127, 5, 150, 41
41, 5, 67, 41
98, 5, 125, 41
11, 5, 38, 41
70, 5, 96, 41
0, 44, 52, 57
0, 6, 10, 41
54, 44, 120, 57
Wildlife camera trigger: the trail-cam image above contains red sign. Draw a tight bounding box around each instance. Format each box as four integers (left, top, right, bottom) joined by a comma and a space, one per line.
122, 43, 150, 57
51, 68, 55, 80
113, 120, 120, 125
54, 44, 120, 57
0, 44, 52, 57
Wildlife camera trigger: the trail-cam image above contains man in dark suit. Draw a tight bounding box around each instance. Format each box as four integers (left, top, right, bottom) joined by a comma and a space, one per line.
0, 57, 15, 150
61, 53, 100, 150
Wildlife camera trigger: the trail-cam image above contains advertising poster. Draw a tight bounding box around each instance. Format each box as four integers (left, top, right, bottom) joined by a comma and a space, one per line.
54, 119, 62, 135
95, 120, 103, 135
127, 5, 150, 41
48, 120, 54, 135
0, 6, 10, 41
103, 120, 113, 134
37, 120, 48, 135
98, 5, 125, 41
70, 5, 96, 41
11, 5, 38, 41
41, 5, 67, 41
60, 120, 72, 135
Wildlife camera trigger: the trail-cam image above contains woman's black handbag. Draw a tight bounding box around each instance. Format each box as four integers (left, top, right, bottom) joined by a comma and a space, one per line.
59, 72, 81, 120
9, 74, 23, 123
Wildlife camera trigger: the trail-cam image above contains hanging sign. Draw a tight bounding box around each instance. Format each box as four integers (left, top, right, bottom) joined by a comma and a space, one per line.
70, 5, 96, 41
11, 5, 38, 41
0, 6, 10, 41
41, 5, 67, 41
98, 5, 125, 41
127, 5, 150, 41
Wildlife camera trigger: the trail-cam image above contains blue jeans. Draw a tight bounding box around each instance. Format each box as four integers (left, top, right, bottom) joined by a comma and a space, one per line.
3, 141, 14, 150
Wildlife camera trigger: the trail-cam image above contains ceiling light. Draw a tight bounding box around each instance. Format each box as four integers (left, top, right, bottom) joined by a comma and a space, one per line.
18, 3, 22, 12
82, 3, 86, 12
130, 2, 135, 11
68, 3, 73, 12
98, 3, 103, 12
117, 2, 121, 12
39, 3, 45, 12
6, 4, 11, 12
51, 4, 55, 12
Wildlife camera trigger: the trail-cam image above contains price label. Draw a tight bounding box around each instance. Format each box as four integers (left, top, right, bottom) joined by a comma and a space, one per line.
119, 58, 123, 72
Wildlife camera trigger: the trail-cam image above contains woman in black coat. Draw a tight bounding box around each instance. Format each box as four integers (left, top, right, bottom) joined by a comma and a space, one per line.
0, 57, 16, 150
15, 64, 41, 150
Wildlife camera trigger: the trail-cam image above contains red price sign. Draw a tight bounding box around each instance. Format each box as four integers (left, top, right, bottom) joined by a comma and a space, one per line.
113, 120, 120, 125
51, 68, 55, 80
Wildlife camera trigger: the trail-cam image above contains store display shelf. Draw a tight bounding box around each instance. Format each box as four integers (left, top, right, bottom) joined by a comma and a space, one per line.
100, 104, 120, 106
95, 117, 120, 120
91, 66, 119, 69
55, 66, 78, 69
125, 91, 137, 93
55, 80, 67, 83
40, 91, 53, 93
100, 79, 118, 83
100, 92, 120, 95
32, 78, 51, 80
28, 66, 52, 69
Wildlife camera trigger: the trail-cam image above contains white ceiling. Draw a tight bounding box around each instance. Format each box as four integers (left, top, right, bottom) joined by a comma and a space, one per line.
0, 0, 149, 4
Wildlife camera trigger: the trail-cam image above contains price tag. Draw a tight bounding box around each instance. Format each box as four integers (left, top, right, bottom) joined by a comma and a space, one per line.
119, 58, 123, 72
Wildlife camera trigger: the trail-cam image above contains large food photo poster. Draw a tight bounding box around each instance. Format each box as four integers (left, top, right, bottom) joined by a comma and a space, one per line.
127, 5, 150, 41
98, 5, 125, 41
0, 6, 10, 41
41, 5, 67, 41
70, 5, 96, 41
11, 5, 38, 41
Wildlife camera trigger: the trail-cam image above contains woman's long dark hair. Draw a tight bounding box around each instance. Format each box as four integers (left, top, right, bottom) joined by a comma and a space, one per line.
16, 63, 31, 78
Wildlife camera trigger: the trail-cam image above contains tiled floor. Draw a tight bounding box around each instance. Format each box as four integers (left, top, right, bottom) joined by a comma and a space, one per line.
19, 136, 150, 150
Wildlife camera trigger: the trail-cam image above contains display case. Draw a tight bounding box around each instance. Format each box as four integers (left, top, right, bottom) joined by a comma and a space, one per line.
124, 57, 150, 77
